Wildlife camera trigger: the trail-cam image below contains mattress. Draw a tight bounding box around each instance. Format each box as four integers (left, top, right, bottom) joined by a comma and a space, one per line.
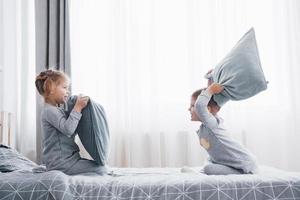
0, 166, 300, 200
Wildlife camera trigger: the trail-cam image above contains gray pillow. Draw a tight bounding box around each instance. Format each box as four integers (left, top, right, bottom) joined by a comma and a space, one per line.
210, 28, 268, 107
66, 96, 110, 166
0, 144, 37, 172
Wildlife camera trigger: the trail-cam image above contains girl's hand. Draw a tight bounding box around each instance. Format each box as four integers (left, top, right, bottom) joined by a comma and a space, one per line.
208, 83, 224, 95
74, 94, 89, 112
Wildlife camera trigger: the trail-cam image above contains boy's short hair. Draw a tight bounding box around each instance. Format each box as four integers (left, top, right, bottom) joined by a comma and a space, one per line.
192, 88, 220, 109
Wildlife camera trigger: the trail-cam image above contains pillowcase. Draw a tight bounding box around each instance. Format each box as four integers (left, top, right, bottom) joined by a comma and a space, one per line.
66, 96, 110, 166
0, 144, 37, 172
210, 28, 268, 107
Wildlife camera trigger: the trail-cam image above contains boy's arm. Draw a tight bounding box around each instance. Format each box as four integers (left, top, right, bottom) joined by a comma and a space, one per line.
204, 69, 214, 86
45, 107, 82, 137
194, 83, 224, 129
194, 89, 218, 129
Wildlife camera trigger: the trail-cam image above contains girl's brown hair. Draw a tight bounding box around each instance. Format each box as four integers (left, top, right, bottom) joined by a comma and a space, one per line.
35, 69, 68, 99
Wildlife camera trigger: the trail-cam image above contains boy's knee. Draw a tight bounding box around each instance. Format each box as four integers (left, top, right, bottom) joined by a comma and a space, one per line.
203, 164, 216, 175
203, 164, 242, 175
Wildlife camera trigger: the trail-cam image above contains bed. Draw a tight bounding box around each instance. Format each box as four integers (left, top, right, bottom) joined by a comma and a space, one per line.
1, 167, 300, 200
1, 144, 300, 200
1, 129, 300, 200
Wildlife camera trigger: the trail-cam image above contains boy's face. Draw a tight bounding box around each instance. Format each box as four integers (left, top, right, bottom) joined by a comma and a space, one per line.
188, 97, 200, 121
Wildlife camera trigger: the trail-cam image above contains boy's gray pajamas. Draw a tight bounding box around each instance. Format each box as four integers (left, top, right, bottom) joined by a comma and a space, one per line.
41, 103, 107, 175
203, 162, 243, 175
195, 89, 258, 175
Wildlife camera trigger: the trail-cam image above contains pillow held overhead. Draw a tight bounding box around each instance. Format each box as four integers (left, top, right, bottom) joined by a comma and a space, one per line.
210, 28, 268, 107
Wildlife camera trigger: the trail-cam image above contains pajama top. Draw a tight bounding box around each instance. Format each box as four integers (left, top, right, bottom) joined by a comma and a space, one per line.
195, 89, 258, 173
41, 103, 82, 172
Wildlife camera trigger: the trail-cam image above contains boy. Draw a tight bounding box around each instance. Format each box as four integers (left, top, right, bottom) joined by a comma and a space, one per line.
188, 81, 258, 175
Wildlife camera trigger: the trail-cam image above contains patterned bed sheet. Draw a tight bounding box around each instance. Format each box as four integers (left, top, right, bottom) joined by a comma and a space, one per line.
0, 166, 300, 200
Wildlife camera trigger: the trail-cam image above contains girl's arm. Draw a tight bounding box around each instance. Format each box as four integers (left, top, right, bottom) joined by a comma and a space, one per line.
44, 107, 82, 137
44, 95, 89, 137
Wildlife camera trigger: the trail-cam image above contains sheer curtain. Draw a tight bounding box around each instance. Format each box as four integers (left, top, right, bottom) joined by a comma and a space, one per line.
69, 0, 300, 171
0, 0, 36, 161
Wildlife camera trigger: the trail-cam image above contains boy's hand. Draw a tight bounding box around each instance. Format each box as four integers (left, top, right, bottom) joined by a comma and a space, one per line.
208, 83, 224, 95
206, 69, 213, 75
205, 69, 214, 86
74, 94, 89, 112
207, 79, 213, 86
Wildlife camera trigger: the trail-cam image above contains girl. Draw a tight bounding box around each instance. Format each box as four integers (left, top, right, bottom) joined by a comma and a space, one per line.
35, 69, 107, 175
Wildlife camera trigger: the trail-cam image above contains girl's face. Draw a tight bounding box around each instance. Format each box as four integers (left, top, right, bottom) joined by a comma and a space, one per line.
188, 97, 200, 121
51, 79, 70, 105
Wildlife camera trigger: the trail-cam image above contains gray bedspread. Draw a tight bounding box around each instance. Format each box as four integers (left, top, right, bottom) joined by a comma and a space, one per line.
0, 167, 300, 200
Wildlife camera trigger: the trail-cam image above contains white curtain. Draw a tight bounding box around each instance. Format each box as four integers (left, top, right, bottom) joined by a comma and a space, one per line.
69, 0, 300, 171
0, 0, 36, 161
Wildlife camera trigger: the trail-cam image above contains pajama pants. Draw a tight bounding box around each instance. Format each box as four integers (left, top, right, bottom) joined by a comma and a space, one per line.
203, 163, 244, 175
64, 158, 108, 175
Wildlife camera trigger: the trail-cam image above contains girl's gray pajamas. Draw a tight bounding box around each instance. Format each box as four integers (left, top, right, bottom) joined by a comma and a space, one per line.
41, 103, 107, 175
195, 89, 258, 175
